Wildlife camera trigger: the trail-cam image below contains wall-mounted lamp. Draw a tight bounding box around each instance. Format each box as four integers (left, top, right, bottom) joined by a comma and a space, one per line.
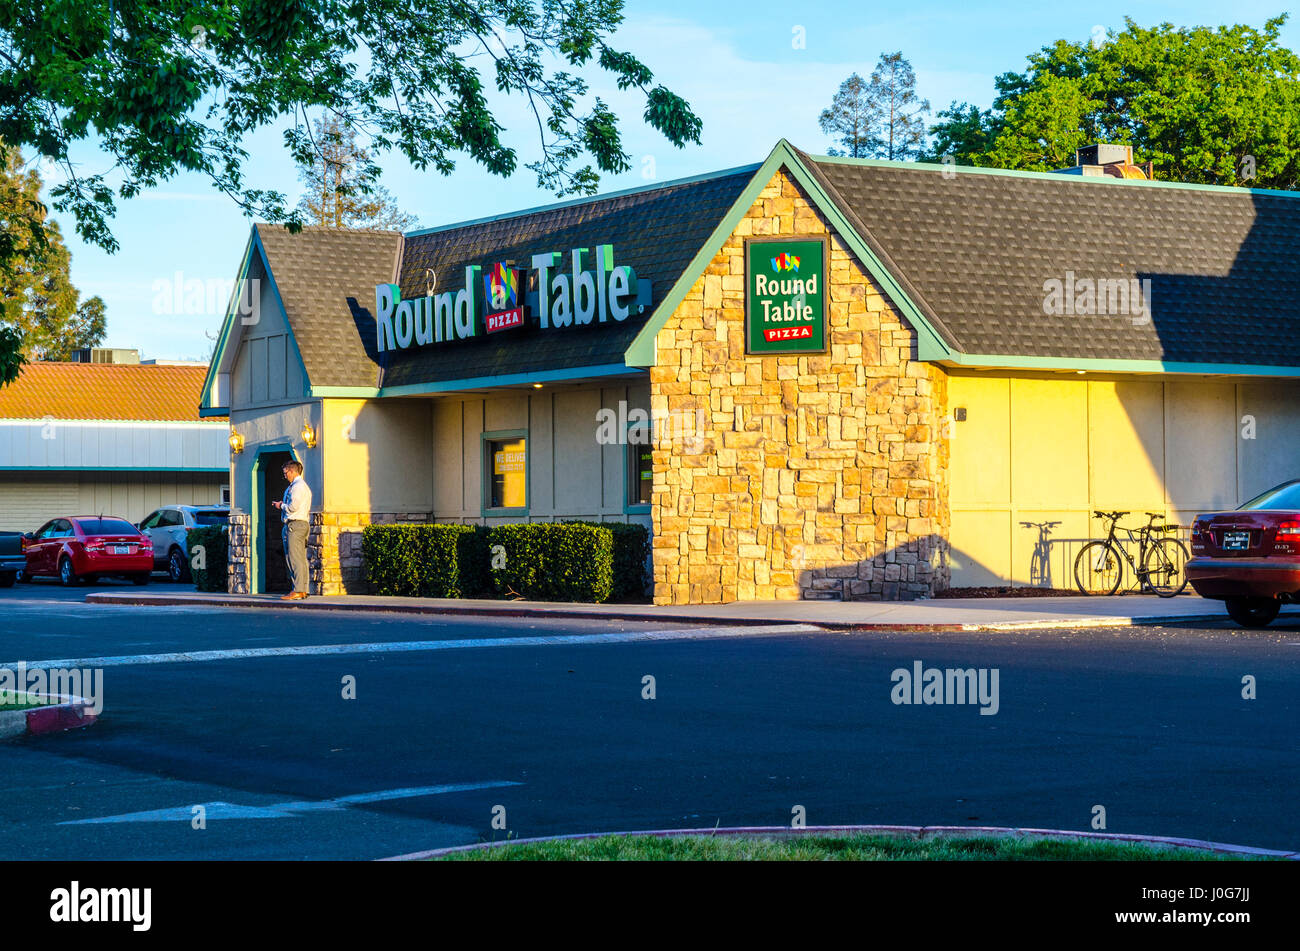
301, 420, 318, 449
531, 382, 543, 389
228, 430, 245, 455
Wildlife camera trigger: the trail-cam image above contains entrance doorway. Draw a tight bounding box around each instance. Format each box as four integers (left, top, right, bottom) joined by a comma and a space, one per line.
253, 448, 294, 594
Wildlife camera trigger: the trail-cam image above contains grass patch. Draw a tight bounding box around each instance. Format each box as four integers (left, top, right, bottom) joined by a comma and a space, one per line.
0, 690, 57, 712
437, 832, 1267, 861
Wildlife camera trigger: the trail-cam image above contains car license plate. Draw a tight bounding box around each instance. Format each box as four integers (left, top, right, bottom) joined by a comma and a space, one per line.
112, 545, 131, 554
1222, 531, 1250, 550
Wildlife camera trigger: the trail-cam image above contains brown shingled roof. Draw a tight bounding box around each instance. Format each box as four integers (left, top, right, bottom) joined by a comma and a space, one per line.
254, 224, 402, 388
801, 152, 1300, 365
0, 362, 222, 421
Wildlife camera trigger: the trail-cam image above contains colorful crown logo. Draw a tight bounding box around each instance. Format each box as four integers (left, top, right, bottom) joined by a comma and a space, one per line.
484, 262, 519, 311
770, 252, 801, 272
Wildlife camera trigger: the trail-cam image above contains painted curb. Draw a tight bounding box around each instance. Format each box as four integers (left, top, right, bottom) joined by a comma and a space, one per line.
380, 824, 1300, 861
0, 694, 98, 741
82, 592, 1226, 633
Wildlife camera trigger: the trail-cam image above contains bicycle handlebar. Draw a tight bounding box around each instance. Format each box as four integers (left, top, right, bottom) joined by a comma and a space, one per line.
1093, 510, 1129, 520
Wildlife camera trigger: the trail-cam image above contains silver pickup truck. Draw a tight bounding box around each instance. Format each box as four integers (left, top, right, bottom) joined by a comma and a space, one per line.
0, 531, 25, 587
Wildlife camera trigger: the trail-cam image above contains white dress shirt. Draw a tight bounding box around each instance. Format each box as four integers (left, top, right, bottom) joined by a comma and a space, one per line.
282, 475, 312, 522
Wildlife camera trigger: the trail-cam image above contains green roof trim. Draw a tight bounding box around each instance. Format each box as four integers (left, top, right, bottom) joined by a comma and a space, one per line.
311, 362, 641, 400
198, 232, 255, 415
812, 152, 1300, 200
200, 228, 315, 415
623, 139, 955, 367
943, 352, 1300, 377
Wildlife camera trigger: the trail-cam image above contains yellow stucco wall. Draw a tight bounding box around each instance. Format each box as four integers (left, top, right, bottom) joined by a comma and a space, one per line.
320, 397, 434, 513
948, 371, 1300, 588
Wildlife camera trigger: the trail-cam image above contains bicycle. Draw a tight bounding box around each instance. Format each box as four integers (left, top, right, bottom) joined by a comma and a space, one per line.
1073, 511, 1190, 597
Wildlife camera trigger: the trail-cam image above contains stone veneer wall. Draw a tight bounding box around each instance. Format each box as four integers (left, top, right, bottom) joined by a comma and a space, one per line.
228, 513, 251, 594
649, 169, 950, 604
226, 510, 430, 595
310, 511, 431, 595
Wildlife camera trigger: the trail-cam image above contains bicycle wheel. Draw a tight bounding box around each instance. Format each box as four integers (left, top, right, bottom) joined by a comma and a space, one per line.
1142, 538, 1189, 597
1074, 541, 1122, 595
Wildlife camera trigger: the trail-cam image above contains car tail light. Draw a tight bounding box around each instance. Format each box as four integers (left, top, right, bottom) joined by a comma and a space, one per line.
1278, 521, 1300, 535
84, 539, 105, 552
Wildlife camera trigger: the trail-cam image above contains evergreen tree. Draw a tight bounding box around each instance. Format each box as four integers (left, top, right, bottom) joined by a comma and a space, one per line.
820, 53, 930, 160
295, 117, 417, 231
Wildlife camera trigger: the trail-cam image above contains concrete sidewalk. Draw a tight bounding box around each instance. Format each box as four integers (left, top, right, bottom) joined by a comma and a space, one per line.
82, 589, 1255, 632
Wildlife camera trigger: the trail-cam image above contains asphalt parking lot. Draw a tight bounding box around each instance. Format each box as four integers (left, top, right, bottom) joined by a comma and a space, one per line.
1, 585, 1296, 860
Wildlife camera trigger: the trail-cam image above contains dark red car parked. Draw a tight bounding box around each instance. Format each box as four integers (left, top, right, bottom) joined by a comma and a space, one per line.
22, 516, 153, 586
1186, 479, 1300, 627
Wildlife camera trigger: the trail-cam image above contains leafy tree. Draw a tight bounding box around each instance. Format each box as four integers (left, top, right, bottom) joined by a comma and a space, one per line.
40, 294, 105, 361
0, 0, 703, 254
820, 53, 930, 160
0, 143, 104, 377
926, 16, 1300, 188
296, 115, 417, 231
924, 102, 1001, 166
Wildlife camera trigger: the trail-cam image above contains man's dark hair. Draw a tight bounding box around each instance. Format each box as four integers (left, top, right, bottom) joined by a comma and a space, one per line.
282, 460, 304, 477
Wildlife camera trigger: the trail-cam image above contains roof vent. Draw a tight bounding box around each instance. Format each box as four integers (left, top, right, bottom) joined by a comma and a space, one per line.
71, 348, 141, 364
1054, 143, 1153, 180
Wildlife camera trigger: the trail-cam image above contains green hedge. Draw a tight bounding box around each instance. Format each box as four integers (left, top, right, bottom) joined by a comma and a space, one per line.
186, 527, 228, 593
361, 521, 643, 603
488, 523, 613, 603
562, 521, 651, 600
456, 525, 493, 597
362, 523, 475, 597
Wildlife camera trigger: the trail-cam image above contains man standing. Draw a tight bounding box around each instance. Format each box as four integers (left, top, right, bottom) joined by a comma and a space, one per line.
271, 459, 312, 600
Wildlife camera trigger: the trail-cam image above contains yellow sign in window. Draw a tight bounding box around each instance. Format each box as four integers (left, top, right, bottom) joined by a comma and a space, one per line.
488, 438, 526, 508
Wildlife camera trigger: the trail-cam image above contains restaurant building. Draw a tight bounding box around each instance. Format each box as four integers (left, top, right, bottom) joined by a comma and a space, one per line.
201, 140, 1300, 601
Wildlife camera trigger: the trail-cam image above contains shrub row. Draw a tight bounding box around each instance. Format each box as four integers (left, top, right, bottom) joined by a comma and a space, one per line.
361, 524, 477, 598
361, 521, 650, 603
186, 526, 228, 593
561, 521, 651, 600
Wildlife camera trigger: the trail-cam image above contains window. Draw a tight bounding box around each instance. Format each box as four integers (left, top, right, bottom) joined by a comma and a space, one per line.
159, 509, 184, 527
194, 509, 230, 527
220, 484, 231, 505
1241, 480, 1300, 510
138, 511, 162, 531
627, 441, 653, 507
76, 518, 138, 535
485, 435, 527, 511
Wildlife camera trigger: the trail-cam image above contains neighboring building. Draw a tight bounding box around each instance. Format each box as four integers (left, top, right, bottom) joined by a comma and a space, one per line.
0, 361, 228, 527
203, 140, 1300, 601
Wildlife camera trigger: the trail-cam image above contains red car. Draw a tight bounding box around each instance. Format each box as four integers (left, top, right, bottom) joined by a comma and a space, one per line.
22, 516, 153, 586
1186, 479, 1300, 627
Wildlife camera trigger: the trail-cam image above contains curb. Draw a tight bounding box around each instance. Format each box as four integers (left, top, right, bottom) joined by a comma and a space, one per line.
380, 824, 1300, 861
82, 592, 1226, 633
0, 694, 99, 741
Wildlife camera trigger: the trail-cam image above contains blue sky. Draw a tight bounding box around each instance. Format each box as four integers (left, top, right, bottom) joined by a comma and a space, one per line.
40, 1, 1298, 360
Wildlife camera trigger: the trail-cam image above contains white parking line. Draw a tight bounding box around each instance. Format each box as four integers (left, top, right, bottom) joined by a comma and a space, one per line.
2, 624, 818, 670
59, 782, 522, 824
